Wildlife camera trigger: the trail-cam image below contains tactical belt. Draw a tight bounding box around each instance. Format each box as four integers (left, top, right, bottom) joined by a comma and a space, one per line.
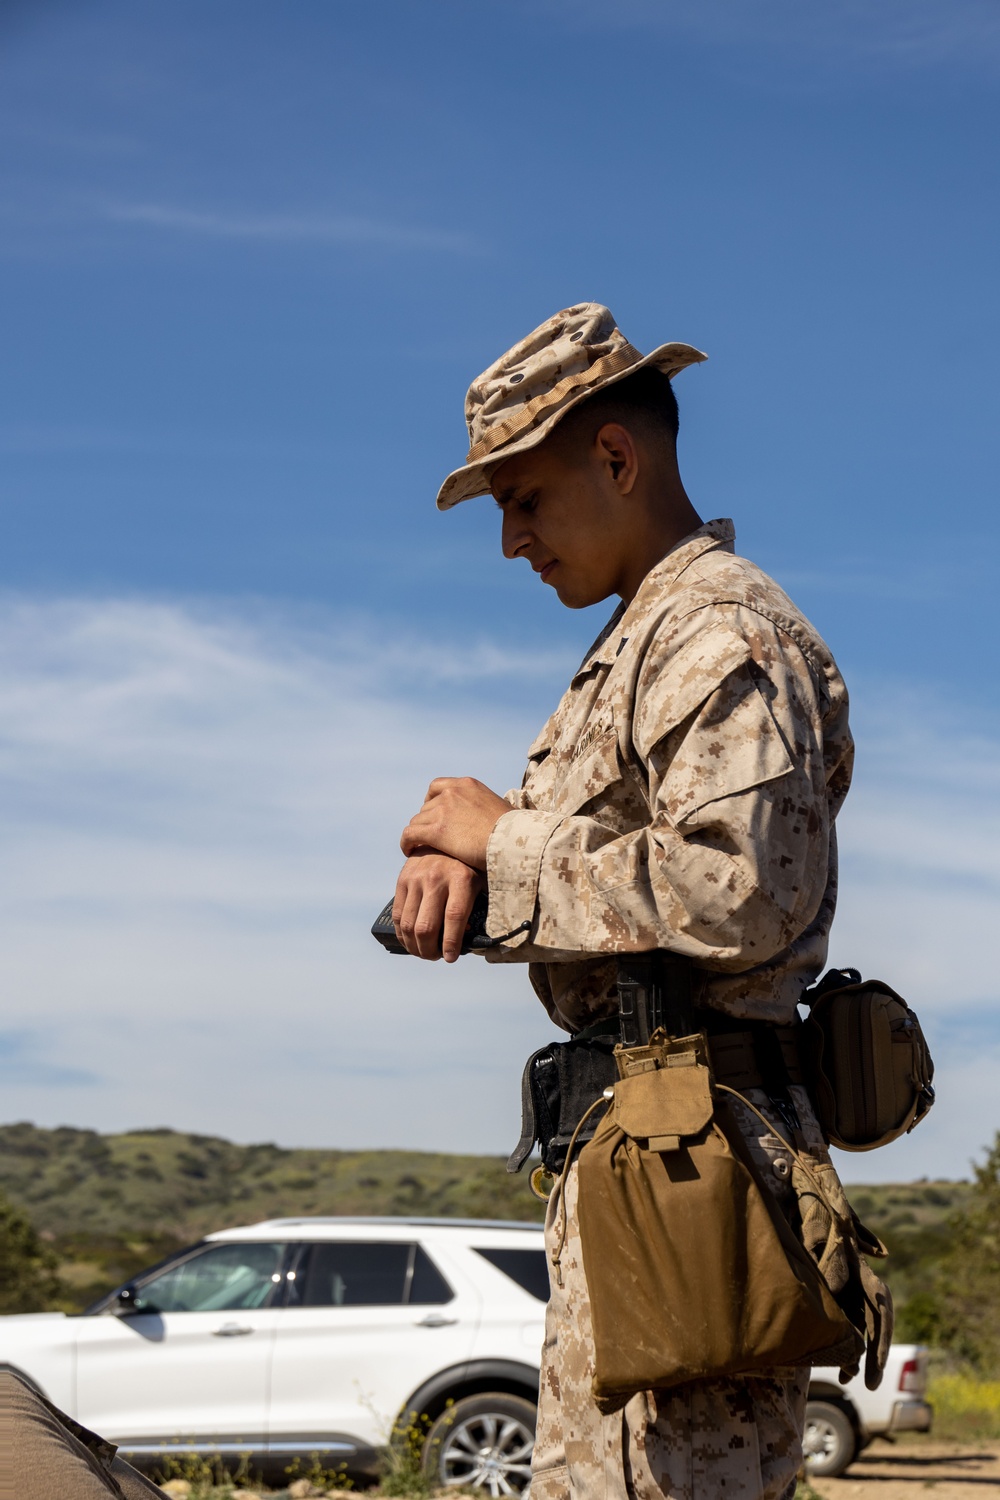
575, 1014, 804, 1092
508, 951, 805, 1175
614, 949, 804, 1090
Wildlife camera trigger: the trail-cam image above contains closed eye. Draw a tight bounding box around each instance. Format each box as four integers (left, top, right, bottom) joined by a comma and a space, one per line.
494, 486, 538, 512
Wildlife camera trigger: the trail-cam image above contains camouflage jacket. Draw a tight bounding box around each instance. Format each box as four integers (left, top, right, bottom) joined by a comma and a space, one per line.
483, 519, 853, 1030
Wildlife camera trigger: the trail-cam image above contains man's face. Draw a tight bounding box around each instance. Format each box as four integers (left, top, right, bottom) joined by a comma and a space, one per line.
490, 430, 630, 609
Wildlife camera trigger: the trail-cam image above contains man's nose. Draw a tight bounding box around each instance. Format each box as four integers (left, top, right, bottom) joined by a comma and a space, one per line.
501, 508, 531, 560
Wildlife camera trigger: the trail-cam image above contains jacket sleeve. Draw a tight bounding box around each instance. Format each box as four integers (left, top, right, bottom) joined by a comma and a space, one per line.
484, 614, 850, 971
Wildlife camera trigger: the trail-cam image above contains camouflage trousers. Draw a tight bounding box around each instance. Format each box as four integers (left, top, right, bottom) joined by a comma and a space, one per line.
530, 1085, 827, 1500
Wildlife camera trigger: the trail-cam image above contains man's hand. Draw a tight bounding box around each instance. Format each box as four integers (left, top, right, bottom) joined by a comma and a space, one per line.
400, 777, 510, 871
393, 850, 485, 963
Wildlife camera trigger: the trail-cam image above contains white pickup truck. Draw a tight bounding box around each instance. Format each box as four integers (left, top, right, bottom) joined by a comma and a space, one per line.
806, 1343, 932, 1476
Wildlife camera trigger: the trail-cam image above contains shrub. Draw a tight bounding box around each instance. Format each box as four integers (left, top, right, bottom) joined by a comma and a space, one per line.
0, 1192, 62, 1313
913, 1134, 1000, 1375
927, 1373, 1000, 1441
795, 1481, 825, 1500
152, 1448, 258, 1496
378, 1408, 433, 1497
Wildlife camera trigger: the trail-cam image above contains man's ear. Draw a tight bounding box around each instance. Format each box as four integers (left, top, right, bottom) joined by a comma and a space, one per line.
594, 422, 639, 495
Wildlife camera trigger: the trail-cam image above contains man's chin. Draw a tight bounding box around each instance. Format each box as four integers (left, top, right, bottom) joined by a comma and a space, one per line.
552, 576, 614, 610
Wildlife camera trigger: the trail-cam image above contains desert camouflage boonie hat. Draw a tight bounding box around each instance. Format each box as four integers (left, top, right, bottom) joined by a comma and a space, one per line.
436, 302, 706, 510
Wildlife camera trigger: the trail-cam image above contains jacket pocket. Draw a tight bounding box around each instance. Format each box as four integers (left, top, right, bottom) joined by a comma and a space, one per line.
633, 627, 754, 761
633, 627, 794, 828
552, 722, 621, 816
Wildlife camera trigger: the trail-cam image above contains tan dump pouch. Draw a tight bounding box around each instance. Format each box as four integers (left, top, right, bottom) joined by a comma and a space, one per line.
576, 1037, 863, 1413
802, 977, 935, 1151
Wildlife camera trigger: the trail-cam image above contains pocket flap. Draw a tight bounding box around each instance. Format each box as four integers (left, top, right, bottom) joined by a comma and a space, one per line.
633, 627, 753, 762
554, 727, 619, 814
525, 713, 557, 762
613, 1061, 713, 1141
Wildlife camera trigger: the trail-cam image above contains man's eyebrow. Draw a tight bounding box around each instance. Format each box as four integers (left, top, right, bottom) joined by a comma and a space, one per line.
493, 483, 519, 506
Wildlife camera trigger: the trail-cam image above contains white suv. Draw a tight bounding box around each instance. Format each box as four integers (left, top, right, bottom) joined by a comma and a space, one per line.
1, 1218, 546, 1492
0, 1216, 930, 1490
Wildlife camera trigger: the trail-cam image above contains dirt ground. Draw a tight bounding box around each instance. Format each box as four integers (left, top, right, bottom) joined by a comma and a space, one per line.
807, 1439, 1000, 1499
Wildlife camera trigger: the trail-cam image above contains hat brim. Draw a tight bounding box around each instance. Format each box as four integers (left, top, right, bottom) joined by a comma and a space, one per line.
435, 341, 707, 511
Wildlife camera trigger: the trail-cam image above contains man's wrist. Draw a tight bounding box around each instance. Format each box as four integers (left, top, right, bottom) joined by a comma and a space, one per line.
484, 807, 562, 942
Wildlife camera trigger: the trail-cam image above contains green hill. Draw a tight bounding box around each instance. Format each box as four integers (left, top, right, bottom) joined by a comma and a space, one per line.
0, 1121, 971, 1317
0, 1122, 545, 1309
846, 1178, 973, 1336
0, 1121, 544, 1237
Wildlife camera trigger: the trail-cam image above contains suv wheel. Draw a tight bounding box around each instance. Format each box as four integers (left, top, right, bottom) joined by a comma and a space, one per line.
423, 1392, 536, 1496
802, 1399, 858, 1478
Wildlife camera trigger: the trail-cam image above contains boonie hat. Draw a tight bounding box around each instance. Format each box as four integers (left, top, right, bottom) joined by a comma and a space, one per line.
436, 302, 706, 510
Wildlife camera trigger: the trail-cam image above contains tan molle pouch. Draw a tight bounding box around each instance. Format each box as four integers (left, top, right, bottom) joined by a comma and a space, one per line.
575, 1033, 861, 1413
802, 970, 935, 1151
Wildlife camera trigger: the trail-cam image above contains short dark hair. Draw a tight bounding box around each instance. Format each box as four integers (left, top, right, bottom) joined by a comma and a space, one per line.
556, 365, 679, 451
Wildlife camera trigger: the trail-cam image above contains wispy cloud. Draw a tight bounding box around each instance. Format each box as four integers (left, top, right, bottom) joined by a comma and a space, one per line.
0, 595, 552, 1151
0, 594, 995, 1177
817, 686, 1000, 1182
0, 1031, 101, 1088
540, 0, 1000, 73
104, 201, 479, 254
828, 0, 1000, 68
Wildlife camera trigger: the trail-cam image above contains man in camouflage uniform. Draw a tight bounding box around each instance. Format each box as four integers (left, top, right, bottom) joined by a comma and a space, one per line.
393, 304, 853, 1500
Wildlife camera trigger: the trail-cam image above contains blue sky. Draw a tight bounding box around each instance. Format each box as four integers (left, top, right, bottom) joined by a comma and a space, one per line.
1, 0, 998, 1183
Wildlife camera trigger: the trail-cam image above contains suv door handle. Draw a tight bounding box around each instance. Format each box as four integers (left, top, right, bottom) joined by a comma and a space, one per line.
212, 1322, 254, 1337
416, 1313, 459, 1328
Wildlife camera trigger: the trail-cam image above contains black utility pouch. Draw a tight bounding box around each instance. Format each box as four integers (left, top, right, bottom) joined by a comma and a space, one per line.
507, 1036, 619, 1175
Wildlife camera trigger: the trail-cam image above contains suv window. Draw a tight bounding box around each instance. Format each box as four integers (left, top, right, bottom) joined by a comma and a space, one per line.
473, 1246, 549, 1303
131, 1242, 287, 1313
300, 1242, 408, 1306
409, 1244, 452, 1305
295, 1242, 453, 1307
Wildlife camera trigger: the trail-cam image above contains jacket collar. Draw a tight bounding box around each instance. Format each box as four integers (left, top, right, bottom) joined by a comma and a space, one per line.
572, 519, 735, 681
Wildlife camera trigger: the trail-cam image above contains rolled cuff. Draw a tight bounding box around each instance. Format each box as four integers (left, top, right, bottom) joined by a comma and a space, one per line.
486, 808, 564, 946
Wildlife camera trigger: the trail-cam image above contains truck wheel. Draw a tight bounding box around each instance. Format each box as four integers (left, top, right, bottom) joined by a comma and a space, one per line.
803, 1399, 858, 1478
422, 1392, 536, 1496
